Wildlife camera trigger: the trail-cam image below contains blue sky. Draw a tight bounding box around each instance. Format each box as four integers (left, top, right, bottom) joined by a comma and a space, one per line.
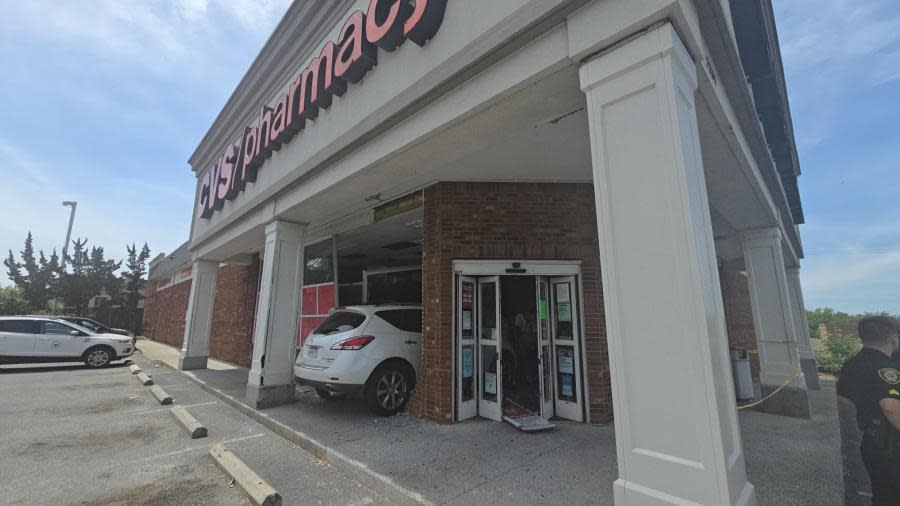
773, 0, 900, 314
0, 0, 291, 280
0, 0, 897, 314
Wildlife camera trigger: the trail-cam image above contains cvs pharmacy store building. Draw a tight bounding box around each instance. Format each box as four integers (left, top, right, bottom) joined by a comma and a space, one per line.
153, 1, 817, 503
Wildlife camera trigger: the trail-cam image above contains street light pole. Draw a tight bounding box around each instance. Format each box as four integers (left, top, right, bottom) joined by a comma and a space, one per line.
61, 201, 77, 269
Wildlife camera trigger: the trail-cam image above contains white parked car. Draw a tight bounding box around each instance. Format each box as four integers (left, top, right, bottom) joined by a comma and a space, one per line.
294, 305, 422, 416
0, 316, 135, 368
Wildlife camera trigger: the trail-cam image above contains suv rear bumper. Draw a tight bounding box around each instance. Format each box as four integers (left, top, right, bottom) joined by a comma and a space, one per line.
297, 377, 363, 396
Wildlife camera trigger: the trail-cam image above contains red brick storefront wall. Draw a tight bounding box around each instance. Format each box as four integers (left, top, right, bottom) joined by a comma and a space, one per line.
141, 259, 259, 368
412, 182, 612, 424
719, 259, 760, 378
141, 278, 191, 349
208, 259, 260, 368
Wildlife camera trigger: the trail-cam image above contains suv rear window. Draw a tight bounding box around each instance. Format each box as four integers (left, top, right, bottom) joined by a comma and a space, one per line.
376, 310, 423, 333
315, 312, 366, 335
0, 320, 35, 333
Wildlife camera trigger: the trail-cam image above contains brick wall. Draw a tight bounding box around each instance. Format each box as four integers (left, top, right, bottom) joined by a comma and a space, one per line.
209, 259, 260, 368
719, 259, 760, 378
141, 278, 191, 349
141, 259, 260, 368
412, 182, 611, 424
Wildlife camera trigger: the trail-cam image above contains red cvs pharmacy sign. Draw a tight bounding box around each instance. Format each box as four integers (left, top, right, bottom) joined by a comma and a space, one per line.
197, 0, 448, 219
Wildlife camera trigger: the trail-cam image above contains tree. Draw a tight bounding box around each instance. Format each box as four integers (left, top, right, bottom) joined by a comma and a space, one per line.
56, 238, 92, 315
3, 232, 60, 312
121, 243, 151, 333
805, 307, 854, 339
89, 244, 123, 305
806, 307, 890, 339
0, 286, 28, 315
56, 239, 122, 315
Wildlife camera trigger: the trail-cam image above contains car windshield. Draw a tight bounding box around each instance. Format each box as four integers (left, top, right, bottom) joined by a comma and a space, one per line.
315, 311, 366, 335
76, 319, 101, 331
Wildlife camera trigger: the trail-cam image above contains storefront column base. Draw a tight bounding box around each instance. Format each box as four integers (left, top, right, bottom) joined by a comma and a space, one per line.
614, 479, 756, 506
245, 383, 296, 410
800, 358, 820, 390
755, 384, 811, 419
178, 355, 208, 371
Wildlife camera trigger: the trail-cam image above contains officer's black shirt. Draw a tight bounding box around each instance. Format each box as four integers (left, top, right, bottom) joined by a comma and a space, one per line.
838, 347, 900, 432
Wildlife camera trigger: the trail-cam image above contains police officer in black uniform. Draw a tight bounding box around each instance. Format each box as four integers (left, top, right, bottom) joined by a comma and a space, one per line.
838, 316, 900, 505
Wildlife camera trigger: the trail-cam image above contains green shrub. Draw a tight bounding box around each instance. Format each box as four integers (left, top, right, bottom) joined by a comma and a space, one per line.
816, 335, 863, 374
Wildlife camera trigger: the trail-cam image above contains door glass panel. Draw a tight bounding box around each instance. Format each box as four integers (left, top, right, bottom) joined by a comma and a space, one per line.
542, 344, 552, 402
557, 345, 577, 402
481, 344, 498, 402
553, 283, 574, 340
480, 282, 497, 339
461, 282, 475, 339
539, 282, 550, 340
538, 280, 552, 410
461, 344, 475, 402
457, 277, 478, 421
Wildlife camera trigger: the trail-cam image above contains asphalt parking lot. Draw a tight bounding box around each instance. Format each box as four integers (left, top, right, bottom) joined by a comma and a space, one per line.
0, 356, 391, 505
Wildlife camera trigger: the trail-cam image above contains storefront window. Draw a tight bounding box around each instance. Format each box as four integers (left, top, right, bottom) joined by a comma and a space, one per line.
304, 239, 335, 285
366, 268, 422, 304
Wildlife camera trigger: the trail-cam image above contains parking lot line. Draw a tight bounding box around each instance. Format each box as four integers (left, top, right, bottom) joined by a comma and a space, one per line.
143, 433, 266, 461
153, 382, 196, 389
133, 401, 218, 416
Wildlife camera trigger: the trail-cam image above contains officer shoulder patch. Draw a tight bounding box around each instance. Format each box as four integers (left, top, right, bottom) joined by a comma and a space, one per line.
878, 368, 900, 385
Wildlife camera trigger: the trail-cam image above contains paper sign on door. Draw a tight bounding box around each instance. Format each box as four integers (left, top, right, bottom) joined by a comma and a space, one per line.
462, 347, 474, 379
557, 303, 572, 322
463, 310, 473, 331
485, 373, 497, 395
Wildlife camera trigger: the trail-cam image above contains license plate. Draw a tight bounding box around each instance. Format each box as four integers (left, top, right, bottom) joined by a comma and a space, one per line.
307, 347, 319, 359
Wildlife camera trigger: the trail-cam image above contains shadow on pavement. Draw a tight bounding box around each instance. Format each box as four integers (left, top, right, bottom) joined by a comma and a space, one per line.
0, 362, 130, 374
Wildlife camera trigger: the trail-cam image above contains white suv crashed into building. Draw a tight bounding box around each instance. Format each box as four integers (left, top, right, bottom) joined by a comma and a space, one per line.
295, 306, 422, 416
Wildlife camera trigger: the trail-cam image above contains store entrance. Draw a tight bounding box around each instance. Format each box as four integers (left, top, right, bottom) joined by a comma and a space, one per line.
501, 276, 541, 413
456, 268, 584, 425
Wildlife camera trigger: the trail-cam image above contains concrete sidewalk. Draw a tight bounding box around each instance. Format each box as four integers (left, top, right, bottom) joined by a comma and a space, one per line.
137, 339, 843, 505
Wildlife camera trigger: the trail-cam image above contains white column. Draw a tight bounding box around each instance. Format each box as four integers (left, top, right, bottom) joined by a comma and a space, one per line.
179, 259, 218, 370
581, 23, 755, 506
787, 267, 820, 390
741, 227, 811, 417
246, 220, 305, 409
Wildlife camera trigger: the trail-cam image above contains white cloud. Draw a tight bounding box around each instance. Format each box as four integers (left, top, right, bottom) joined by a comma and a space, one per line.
804, 250, 900, 294
177, 0, 210, 22
0, 0, 290, 77
774, 0, 900, 149
802, 249, 900, 314
216, 0, 292, 32
0, 139, 55, 189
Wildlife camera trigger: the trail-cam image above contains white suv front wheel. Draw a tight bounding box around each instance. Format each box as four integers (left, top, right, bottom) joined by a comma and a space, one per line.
365, 363, 412, 416
84, 346, 113, 368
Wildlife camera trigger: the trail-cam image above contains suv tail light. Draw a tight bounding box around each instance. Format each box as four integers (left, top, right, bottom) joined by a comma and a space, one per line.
331, 335, 375, 350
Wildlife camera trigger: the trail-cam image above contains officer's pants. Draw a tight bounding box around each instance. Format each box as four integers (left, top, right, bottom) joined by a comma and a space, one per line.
862, 437, 900, 505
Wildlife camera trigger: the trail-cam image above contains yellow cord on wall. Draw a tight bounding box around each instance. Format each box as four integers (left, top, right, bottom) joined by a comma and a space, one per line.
736, 362, 803, 410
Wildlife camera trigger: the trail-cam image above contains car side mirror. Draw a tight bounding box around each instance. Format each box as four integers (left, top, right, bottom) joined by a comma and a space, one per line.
69, 330, 81, 337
